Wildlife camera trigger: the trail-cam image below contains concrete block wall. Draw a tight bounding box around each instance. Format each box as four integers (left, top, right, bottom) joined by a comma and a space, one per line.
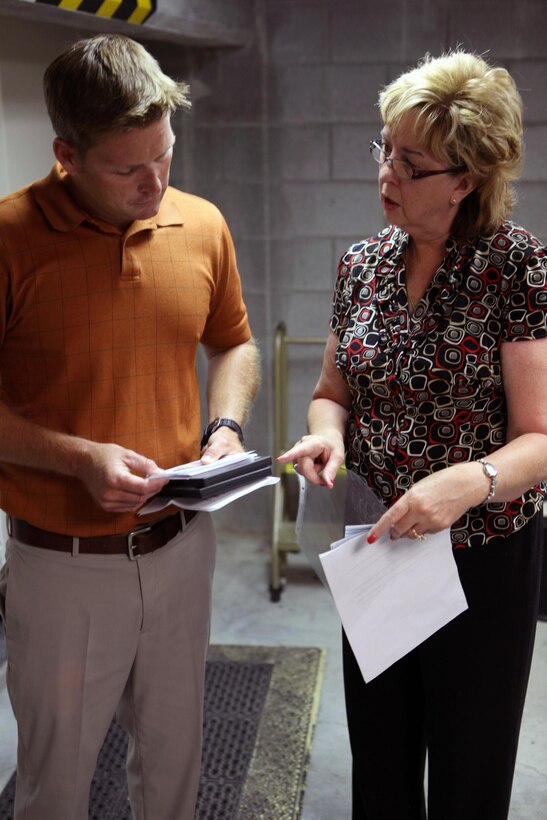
182, 0, 547, 532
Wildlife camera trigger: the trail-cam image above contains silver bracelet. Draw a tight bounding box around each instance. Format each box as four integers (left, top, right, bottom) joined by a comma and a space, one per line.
477, 459, 498, 503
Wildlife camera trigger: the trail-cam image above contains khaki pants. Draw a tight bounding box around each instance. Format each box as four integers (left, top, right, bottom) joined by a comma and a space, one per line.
0, 512, 216, 820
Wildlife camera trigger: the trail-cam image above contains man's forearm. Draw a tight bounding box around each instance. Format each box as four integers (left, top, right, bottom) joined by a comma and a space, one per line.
204, 337, 261, 424
0, 400, 88, 476
0, 400, 168, 511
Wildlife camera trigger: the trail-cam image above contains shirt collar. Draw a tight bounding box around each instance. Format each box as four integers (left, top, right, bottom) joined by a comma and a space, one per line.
32, 163, 184, 235
378, 226, 410, 260
379, 225, 473, 263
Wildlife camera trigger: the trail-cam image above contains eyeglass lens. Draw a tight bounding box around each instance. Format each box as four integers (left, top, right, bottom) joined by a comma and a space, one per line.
370, 141, 413, 180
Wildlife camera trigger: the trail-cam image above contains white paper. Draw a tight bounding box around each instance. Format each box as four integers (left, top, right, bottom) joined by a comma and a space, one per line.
138, 475, 278, 515
139, 452, 277, 515
319, 528, 468, 682
149, 451, 259, 479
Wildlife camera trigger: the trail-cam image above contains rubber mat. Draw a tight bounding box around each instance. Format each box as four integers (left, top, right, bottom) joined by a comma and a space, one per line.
0, 660, 272, 820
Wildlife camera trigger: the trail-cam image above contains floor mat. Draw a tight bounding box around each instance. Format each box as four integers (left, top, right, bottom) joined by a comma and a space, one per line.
0, 644, 325, 819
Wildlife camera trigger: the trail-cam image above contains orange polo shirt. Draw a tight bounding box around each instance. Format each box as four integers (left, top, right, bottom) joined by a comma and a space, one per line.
0, 164, 251, 536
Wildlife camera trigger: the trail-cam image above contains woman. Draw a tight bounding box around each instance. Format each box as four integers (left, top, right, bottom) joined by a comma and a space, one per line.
279, 51, 547, 819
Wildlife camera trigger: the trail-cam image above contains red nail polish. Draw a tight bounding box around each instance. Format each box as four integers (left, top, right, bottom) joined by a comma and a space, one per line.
367, 531, 377, 544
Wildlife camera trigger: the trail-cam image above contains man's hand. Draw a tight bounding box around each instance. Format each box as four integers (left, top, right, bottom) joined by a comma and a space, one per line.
76, 441, 169, 513
200, 428, 245, 465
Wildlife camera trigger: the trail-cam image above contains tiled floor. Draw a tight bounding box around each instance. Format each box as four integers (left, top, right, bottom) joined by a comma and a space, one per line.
0, 525, 545, 818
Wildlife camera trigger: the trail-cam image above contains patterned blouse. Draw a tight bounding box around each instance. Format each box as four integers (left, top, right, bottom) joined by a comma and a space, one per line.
331, 221, 547, 548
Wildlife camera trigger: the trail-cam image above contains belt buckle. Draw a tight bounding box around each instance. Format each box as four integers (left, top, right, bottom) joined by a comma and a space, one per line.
127, 524, 153, 561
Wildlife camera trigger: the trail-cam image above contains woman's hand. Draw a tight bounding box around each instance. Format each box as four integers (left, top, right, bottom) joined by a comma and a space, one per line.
277, 331, 351, 488
277, 433, 345, 488
367, 462, 489, 543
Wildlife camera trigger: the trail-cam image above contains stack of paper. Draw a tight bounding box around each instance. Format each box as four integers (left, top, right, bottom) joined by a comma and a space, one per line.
138, 452, 278, 515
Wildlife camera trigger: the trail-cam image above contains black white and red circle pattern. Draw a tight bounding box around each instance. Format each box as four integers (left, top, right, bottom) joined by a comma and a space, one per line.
331, 222, 547, 548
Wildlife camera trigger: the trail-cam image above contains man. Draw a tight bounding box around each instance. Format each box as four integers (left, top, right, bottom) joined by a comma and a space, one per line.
0, 34, 259, 819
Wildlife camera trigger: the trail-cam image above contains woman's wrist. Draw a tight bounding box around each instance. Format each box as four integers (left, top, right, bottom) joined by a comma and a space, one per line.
477, 459, 498, 503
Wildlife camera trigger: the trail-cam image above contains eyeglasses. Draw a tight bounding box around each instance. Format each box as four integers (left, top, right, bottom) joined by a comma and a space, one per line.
370, 139, 465, 181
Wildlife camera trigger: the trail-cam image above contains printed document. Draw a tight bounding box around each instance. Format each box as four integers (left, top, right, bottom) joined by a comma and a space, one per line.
319, 527, 468, 681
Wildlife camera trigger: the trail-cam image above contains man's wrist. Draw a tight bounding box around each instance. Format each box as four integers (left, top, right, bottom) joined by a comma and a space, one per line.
201, 418, 245, 449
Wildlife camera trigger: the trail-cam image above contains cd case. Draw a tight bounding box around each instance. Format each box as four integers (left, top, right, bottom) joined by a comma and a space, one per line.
156, 455, 273, 499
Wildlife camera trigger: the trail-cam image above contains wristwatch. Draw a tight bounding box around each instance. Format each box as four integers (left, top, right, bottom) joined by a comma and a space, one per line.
478, 459, 497, 502
200, 417, 245, 449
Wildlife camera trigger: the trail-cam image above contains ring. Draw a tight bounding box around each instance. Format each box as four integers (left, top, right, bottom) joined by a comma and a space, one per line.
411, 527, 426, 541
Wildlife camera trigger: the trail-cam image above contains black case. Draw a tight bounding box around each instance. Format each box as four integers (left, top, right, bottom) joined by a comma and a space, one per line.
157, 456, 273, 499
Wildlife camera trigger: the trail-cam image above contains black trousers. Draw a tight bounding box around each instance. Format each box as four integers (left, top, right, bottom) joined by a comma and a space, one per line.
343, 513, 543, 820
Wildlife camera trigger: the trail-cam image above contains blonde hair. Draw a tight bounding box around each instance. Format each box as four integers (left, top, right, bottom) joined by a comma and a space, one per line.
379, 50, 523, 239
44, 34, 191, 152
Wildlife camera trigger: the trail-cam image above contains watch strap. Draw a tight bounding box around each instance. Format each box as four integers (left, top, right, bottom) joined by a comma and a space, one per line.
200, 417, 245, 449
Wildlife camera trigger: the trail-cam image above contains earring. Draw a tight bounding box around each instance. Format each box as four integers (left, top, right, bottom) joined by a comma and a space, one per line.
450, 198, 457, 206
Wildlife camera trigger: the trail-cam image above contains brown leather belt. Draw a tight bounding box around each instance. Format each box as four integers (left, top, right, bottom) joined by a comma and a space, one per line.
7, 510, 197, 561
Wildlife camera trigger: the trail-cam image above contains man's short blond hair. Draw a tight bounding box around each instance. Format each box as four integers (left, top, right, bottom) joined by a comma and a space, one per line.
379, 50, 523, 239
44, 34, 191, 152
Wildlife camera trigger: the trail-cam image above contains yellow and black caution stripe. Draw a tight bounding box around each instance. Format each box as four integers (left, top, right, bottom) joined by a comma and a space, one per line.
35, 0, 157, 25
